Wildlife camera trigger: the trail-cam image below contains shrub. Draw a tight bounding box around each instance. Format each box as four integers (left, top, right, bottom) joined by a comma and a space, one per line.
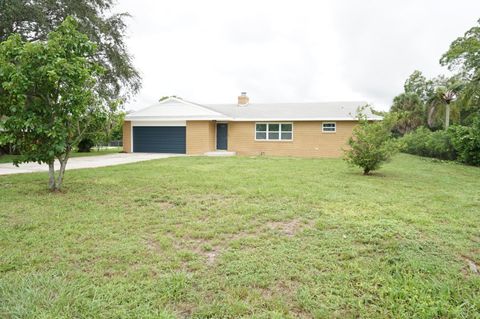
449, 118, 480, 166
77, 138, 95, 152
401, 127, 431, 156
344, 114, 399, 175
401, 127, 456, 160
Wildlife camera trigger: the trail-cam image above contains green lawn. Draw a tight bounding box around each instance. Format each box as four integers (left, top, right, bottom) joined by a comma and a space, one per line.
0, 154, 479, 318
0, 147, 123, 164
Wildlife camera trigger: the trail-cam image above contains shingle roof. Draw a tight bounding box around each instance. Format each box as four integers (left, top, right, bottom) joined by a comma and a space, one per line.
204, 101, 381, 121
125, 97, 382, 121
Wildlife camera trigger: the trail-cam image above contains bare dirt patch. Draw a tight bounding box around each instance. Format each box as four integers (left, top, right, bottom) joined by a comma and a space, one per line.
462, 256, 479, 275
168, 237, 223, 266
266, 219, 313, 237
145, 237, 163, 254
257, 280, 313, 318
155, 201, 176, 210
204, 249, 219, 265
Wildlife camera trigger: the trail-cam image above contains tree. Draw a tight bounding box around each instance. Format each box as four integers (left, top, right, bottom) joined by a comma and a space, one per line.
394, 71, 465, 130
390, 92, 425, 135
440, 19, 480, 78
104, 107, 125, 144
441, 18, 480, 126
426, 76, 463, 129
404, 70, 435, 103
344, 109, 398, 175
95, 106, 125, 146
389, 71, 432, 135
0, 17, 105, 191
0, 0, 140, 101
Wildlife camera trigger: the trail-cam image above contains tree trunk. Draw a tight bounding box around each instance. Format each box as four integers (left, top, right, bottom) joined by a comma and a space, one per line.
48, 162, 56, 190
427, 105, 436, 128
56, 157, 69, 190
363, 168, 370, 175
445, 104, 450, 129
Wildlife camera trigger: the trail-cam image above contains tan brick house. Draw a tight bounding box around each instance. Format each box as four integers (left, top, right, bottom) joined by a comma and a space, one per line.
123, 93, 381, 157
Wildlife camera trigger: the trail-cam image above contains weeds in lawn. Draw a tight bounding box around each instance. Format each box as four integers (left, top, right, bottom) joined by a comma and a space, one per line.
0, 154, 479, 318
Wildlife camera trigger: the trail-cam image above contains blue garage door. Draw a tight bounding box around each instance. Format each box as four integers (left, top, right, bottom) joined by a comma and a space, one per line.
133, 126, 186, 153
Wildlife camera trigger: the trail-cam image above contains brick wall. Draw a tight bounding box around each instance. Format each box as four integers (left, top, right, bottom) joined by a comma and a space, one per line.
227, 121, 356, 157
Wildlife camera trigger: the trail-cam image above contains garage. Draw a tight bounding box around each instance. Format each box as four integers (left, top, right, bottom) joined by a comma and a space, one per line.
132, 126, 186, 153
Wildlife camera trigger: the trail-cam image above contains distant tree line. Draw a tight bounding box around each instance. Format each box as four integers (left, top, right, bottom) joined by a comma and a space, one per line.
389, 19, 480, 166
346, 19, 480, 174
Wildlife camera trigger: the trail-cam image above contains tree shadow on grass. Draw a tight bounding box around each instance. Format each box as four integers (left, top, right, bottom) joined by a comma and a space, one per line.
343, 170, 389, 178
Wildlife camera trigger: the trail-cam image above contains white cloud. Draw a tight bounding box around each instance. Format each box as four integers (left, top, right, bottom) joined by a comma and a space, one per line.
117, 0, 480, 111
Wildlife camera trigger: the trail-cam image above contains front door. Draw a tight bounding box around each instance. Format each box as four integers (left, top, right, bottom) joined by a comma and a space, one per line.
216, 123, 228, 150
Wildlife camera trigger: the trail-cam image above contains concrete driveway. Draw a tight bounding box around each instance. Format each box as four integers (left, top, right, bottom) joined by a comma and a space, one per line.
0, 153, 181, 175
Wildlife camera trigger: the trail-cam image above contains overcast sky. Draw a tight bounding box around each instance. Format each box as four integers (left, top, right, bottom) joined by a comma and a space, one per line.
117, 0, 480, 111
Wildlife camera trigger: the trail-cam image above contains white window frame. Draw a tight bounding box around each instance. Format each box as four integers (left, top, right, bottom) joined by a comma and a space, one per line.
255, 122, 293, 141
322, 122, 336, 133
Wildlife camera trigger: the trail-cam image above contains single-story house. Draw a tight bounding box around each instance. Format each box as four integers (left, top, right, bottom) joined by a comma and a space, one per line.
123, 93, 381, 157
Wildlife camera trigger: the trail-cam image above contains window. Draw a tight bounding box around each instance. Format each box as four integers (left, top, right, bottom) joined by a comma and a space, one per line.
256, 123, 293, 141
322, 122, 336, 133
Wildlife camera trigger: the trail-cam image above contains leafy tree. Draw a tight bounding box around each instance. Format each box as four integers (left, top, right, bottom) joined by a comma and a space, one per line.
96, 107, 125, 146
107, 109, 126, 142
440, 19, 480, 78
87, 108, 125, 145
441, 18, 480, 126
0, 17, 105, 191
390, 70, 435, 135
344, 108, 399, 175
390, 92, 425, 135
404, 70, 435, 103
0, 0, 140, 101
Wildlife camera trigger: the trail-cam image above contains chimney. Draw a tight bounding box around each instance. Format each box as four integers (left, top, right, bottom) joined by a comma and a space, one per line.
238, 92, 249, 106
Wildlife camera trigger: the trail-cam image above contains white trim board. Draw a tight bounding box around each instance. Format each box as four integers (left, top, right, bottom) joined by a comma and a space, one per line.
131, 121, 186, 127
126, 117, 380, 122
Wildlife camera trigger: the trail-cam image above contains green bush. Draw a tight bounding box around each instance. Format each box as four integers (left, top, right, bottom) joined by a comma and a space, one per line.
425, 130, 456, 160
401, 127, 430, 157
401, 127, 456, 160
449, 118, 480, 166
77, 138, 94, 152
344, 114, 399, 175
401, 121, 480, 166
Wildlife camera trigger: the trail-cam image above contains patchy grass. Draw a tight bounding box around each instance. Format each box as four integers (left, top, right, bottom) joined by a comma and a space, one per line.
0, 154, 479, 318
0, 147, 122, 164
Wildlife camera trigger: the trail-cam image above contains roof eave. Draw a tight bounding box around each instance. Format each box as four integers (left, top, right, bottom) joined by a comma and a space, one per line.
125, 116, 232, 121
229, 117, 382, 121
125, 116, 382, 121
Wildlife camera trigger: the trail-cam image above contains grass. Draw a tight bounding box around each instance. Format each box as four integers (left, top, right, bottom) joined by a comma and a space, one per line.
0, 147, 122, 164
0, 154, 479, 318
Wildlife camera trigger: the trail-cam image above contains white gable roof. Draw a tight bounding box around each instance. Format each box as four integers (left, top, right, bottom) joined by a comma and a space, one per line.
126, 97, 382, 121
125, 97, 230, 121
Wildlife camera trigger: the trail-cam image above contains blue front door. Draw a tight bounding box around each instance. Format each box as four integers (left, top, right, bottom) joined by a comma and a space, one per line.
216, 123, 228, 150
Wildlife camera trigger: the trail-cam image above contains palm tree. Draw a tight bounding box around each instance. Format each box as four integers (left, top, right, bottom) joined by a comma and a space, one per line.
390, 92, 425, 135
427, 80, 463, 129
